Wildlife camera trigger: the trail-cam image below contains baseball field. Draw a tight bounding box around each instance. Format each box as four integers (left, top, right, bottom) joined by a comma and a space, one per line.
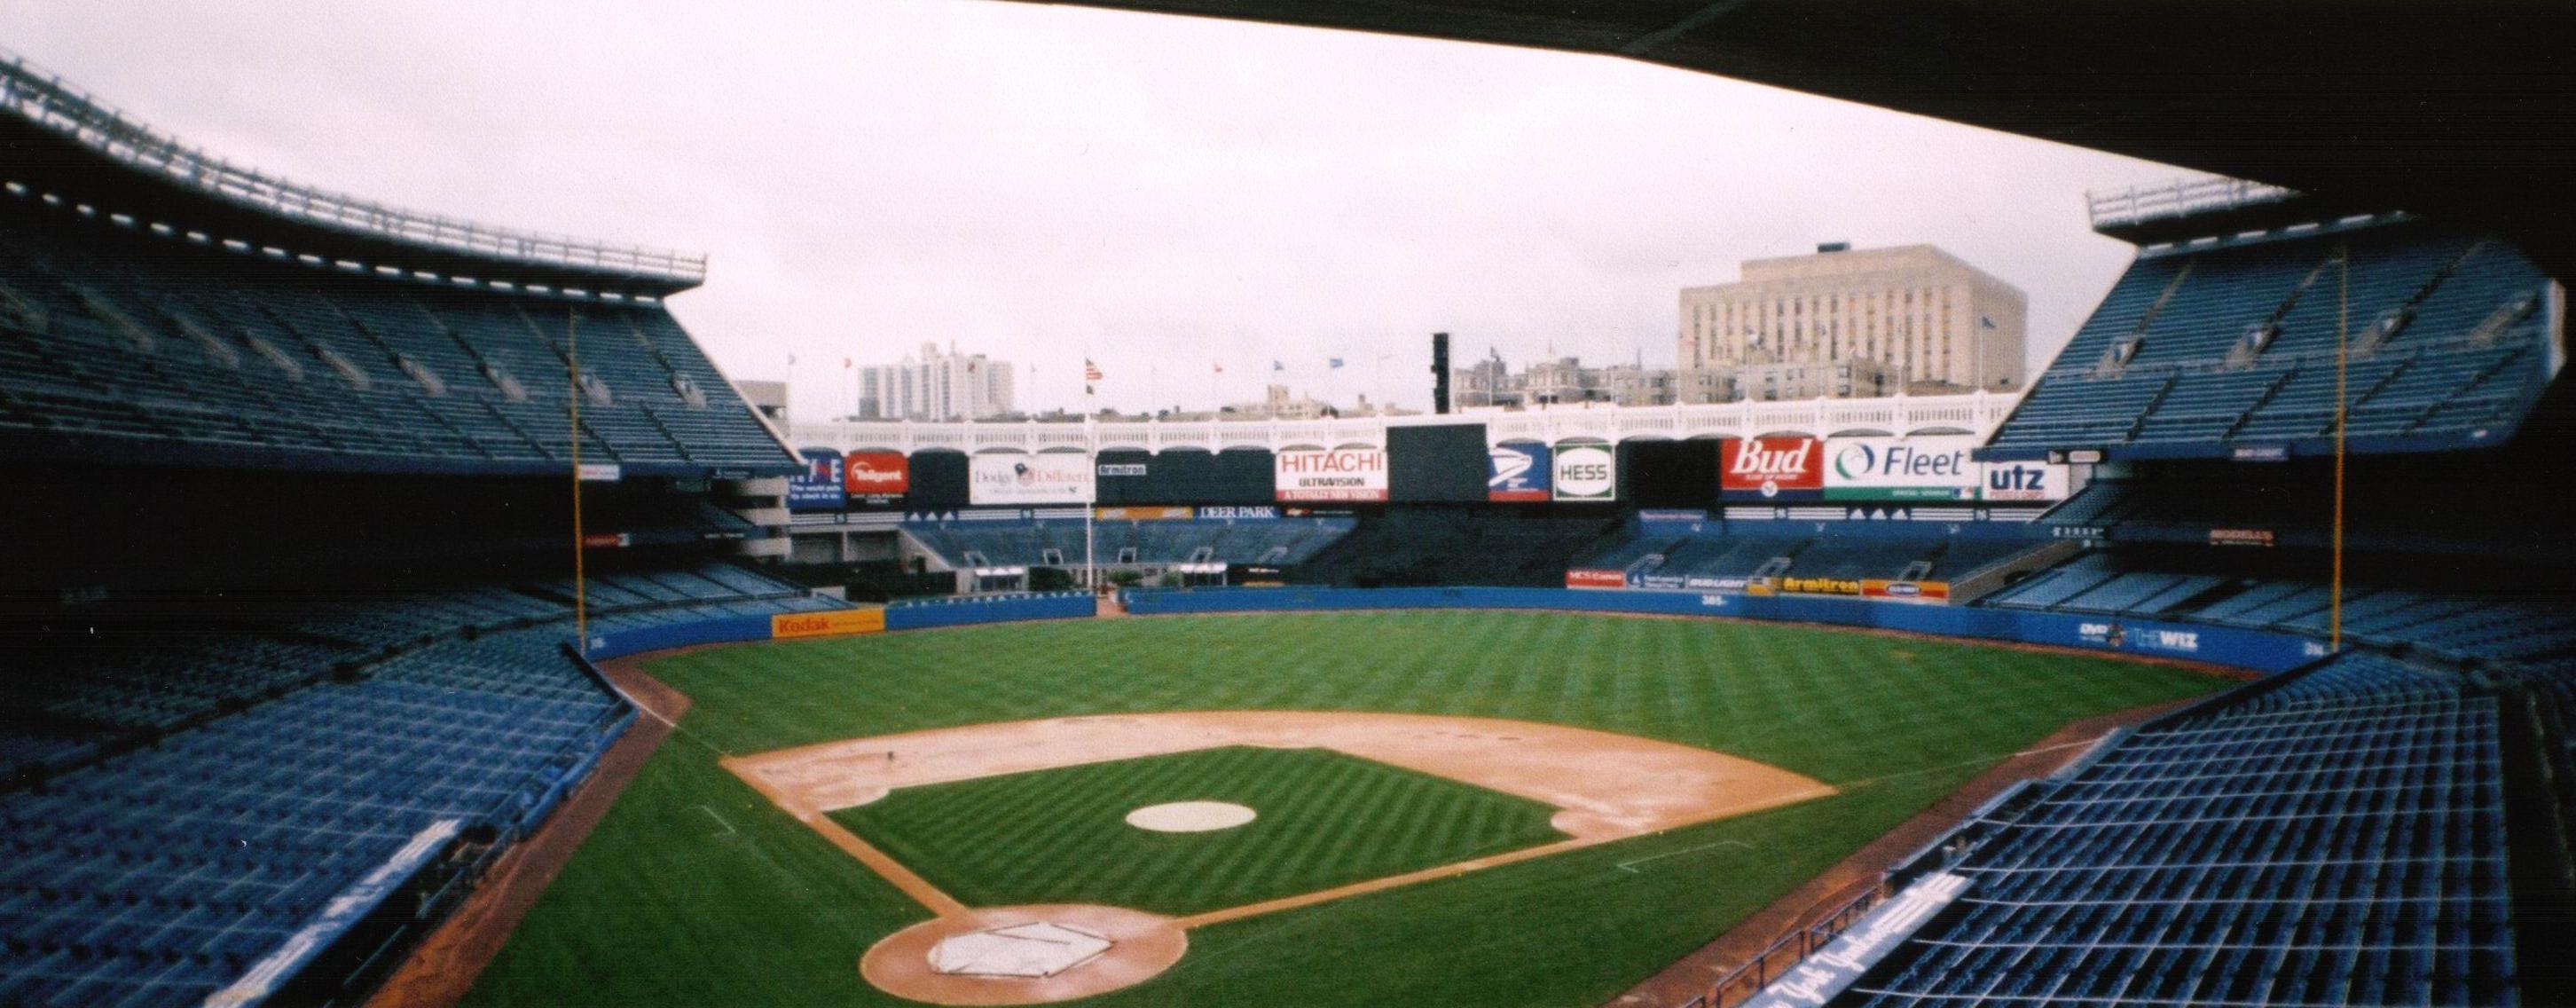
459, 610, 2231, 1007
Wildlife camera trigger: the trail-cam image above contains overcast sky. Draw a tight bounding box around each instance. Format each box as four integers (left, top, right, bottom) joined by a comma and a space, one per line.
4, 0, 2186, 420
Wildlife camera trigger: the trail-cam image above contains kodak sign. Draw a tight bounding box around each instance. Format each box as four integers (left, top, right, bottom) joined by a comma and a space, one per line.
770, 608, 885, 641
1721, 437, 1823, 499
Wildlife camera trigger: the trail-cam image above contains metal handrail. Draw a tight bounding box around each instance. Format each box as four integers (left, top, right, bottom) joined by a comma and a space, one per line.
2087, 176, 2299, 229
0, 47, 705, 285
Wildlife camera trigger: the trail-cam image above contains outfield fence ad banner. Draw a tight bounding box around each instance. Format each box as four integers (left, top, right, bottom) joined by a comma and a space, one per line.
970, 453, 1096, 505
1096, 507, 1195, 521
1862, 579, 1952, 602
770, 608, 886, 640
1276, 449, 1389, 501
789, 448, 845, 511
1552, 443, 1617, 501
1486, 442, 1551, 501
1566, 569, 1628, 589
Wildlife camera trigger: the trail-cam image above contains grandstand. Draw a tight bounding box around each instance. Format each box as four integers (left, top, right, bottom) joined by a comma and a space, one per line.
5, 6, 2575, 1007
0, 49, 820, 1008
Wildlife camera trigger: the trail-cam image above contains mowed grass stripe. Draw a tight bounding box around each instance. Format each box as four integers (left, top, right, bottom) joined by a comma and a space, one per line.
829, 745, 1567, 916
467, 611, 2231, 1008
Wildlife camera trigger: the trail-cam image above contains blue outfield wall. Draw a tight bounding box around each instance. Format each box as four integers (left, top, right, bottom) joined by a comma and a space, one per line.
885, 591, 1095, 630
1123, 587, 2329, 673
577, 592, 1096, 661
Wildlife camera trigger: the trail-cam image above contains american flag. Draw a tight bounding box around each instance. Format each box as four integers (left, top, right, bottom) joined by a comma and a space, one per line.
1083, 359, 1103, 382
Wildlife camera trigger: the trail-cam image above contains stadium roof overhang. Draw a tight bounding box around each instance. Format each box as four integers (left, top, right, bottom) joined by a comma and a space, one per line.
0, 108, 704, 299
1000, 0, 2576, 272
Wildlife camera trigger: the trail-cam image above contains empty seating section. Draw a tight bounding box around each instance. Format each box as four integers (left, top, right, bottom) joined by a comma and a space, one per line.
1989, 221, 2554, 455
1294, 510, 1622, 587
0, 207, 789, 473
907, 517, 1355, 569
1985, 551, 2576, 665
1844, 652, 2516, 1007
1580, 528, 2040, 584
0, 563, 836, 1007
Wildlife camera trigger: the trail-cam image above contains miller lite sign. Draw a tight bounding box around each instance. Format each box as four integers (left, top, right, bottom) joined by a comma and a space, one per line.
1721, 437, 1824, 500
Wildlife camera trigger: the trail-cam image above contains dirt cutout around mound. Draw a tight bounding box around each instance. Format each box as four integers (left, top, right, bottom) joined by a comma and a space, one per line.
722, 711, 1834, 1005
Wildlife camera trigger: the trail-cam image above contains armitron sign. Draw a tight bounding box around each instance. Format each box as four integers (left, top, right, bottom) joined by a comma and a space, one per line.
1276, 449, 1389, 501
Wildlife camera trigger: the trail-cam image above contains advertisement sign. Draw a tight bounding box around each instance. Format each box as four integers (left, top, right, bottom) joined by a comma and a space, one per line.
1566, 569, 1629, 589
1778, 575, 1863, 596
2210, 528, 2275, 547
577, 462, 622, 483
1861, 579, 1952, 602
1979, 460, 2069, 502
1721, 437, 1824, 499
1096, 507, 1195, 521
789, 448, 846, 512
1637, 509, 1710, 524
970, 453, 1096, 505
1276, 449, 1389, 501
1201, 505, 1280, 520
1096, 462, 1148, 476
1486, 442, 1551, 501
1825, 437, 1979, 500
844, 451, 912, 505
770, 608, 886, 641
1683, 575, 1747, 592
1552, 443, 1618, 501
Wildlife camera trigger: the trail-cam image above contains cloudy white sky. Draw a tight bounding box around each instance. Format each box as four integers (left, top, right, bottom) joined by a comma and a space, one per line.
4, 0, 2185, 420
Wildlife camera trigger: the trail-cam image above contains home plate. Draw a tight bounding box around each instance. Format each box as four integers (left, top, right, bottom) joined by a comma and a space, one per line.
928, 923, 1113, 979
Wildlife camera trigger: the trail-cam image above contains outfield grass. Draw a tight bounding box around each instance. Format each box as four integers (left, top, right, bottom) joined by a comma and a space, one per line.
464, 611, 2232, 1008
830, 744, 1567, 915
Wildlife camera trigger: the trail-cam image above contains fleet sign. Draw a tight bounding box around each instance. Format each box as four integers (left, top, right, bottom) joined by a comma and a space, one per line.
1826, 437, 1979, 500
1487, 442, 1551, 501
969, 453, 1096, 505
1276, 449, 1389, 501
1551, 443, 1617, 501
1721, 437, 1824, 500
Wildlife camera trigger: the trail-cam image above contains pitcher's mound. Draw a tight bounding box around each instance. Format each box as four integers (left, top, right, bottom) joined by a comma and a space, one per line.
1125, 800, 1256, 832
863, 905, 1186, 1005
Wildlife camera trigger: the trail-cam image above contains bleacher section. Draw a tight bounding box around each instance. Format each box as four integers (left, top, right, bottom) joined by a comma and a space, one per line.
905, 516, 1355, 570
1985, 550, 2576, 665
1987, 218, 2557, 460
0, 200, 793, 476
0, 563, 837, 1007
1294, 508, 1622, 587
1842, 651, 2520, 1007
1579, 529, 2041, 587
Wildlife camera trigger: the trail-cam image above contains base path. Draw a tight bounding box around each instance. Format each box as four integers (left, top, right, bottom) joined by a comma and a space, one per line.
723, 711, 1833, 1005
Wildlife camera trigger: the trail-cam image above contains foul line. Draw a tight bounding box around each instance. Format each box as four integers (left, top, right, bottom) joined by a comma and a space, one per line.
1616, 839, 1752, 873
720, 756, 971, 919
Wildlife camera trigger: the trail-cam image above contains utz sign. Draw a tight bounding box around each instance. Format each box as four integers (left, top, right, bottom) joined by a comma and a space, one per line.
1980, 461, 2069, 502
1276, 449, 1389, 501
1722, 437, 1823, 499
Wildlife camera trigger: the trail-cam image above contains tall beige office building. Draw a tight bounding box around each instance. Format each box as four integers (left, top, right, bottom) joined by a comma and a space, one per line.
1679, 244, 2028, 396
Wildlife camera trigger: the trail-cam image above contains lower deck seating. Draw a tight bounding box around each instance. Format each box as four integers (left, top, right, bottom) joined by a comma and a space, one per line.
1843, 651, 2521, 1007
0, 563, 839, 1008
